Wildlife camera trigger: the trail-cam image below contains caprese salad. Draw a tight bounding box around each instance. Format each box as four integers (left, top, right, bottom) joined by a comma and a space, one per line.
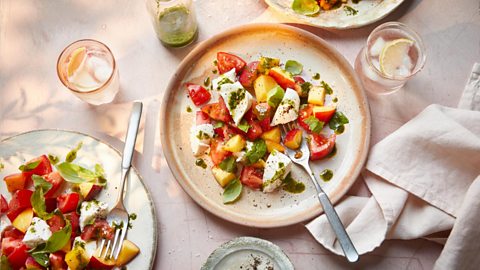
187, 52, 349, 204
0, 144, 139, 270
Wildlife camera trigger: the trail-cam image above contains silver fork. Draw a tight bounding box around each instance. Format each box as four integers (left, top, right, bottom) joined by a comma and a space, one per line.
280, 122, 359, 263
98, 102, 143, 260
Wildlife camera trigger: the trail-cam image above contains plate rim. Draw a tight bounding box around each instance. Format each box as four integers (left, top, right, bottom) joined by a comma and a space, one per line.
0, 129, 158, 270
160, 23, 371, 228
264, 0, 406, 29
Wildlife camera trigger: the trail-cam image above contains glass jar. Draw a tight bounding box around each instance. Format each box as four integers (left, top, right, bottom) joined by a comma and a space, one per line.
146, 0, 198, 48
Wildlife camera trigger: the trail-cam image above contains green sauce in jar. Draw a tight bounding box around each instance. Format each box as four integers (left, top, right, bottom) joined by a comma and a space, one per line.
157, 5, 197, 47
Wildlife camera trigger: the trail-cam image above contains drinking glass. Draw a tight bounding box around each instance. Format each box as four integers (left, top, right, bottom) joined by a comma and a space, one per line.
146, 0, 198, 48
57, 39, 120, 105
354, 22, 426, 95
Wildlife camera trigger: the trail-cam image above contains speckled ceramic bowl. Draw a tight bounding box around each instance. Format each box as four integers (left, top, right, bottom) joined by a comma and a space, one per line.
160, 23, 370, 228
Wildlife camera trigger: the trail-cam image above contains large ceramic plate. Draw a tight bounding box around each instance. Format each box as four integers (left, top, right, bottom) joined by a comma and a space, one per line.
265, 0, 405, 29
160, 23, 370, 228
0, 130, 157, 269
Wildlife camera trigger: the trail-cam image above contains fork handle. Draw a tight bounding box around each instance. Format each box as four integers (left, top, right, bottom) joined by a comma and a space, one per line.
317, 191, 359, 262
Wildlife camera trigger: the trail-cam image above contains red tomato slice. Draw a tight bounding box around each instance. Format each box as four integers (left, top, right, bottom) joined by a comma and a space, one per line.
1, 237, 22, 257
57, 193, 80, 214
239, 61, 259, 88
3, 173, 28, 193
7, 189, 33, 222
214, 125, 241, 141
45, 197, 57, 213
298, 104, 314, 133
7, 242, 28, 270
308, 134, 336, 161
246, 121, 263, 141
293, 76, 305, 84
210, 139, 232, 165
2, 227, 24, 240
240, 166, 264, 189
201, 97, 232, 123
258, 117, 272, 132
26, 155, 53, 176
65, 212, 80, 239
217, 52, 246, 74
43, 171, 65, 198
196, 111, 212, 125
1, 194, 8, 214
81, 219, 114, 241
47, 214, 66, 233
49, 252, 67, 270
187, 83, 211, 106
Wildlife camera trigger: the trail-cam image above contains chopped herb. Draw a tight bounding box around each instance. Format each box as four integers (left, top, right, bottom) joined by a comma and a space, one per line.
304, 116, 324, 134
285, 60, 303, 75
344, 5, 358, 16
332, 97, 338, 103
300, 82, 312, 97
195, 158, 207, 169
329, 111, 349, 131
203, 77, 211, 87
237, 120, 250, 133
282, 173, 305, 193
213, 121, 225, 128
223, 178, 242, 204
196, 130, 211, 140
228, 88, 246, 111
129, 213, 137, 220
245, 139, 267, 164
319, 169, 333, 181
212, 69, 218, 74
321, 81, 333, 95
258, 56, 280, 74
48, 154, 59, 165
213, 60, 218, 66
313, 73, 320, 80
65, 142, 83, 163
219, 156, 237, 173
18, 160, 41, 172
186, 106, 192, 113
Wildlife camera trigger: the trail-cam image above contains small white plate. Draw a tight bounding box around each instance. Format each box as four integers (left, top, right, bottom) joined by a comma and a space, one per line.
265, 0, 405, 29
201, 237, 294, 270
0, 130, 157, 269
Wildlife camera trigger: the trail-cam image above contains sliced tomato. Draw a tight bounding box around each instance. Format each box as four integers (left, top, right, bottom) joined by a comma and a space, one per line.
1, 237, 22, 257
246, 121, 263, 141
25, 256, 45, 269
45, 197, 57, 213
201, 97, 232, 123
49, 251, 67, 270
7, 241, 28, 270
239, 61, 259, 88
214, 125, 240, 141
293, 76, 305, 84
7, 189, 33, 222
240, 166, 264, 189
81, 219, 114, 241
210, 139, 232, 165
217, 52, 246, 74
308, 134, 336, 161
258, 117, 272, 132
25, 155, 52, 176
196, 111, 212, 125
1, 194, 8, 214
187, 83, 211, 106
65, 212, 80, 239
2, 227, 24, 240
3, 173, 28, 193
298, 104, 315, 133
47, 214, 66, 233
43, 171, 65, 198
57, 193, 80, 214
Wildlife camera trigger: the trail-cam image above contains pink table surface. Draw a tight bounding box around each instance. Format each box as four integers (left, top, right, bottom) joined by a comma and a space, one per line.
1, 0, 479, 269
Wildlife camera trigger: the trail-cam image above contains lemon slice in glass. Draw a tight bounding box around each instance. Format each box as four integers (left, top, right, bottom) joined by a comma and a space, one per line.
67, 47, 86, 77
379, 38, 414, 77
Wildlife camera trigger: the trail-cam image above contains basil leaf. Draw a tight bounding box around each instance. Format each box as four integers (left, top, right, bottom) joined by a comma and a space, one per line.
65, 142, 83, 163
1, 255, 12, 270
329, 111, 349, 131
321, 81, 333, 95
94, 164, 105, 177
31, 252, 50, 267
31, 181, 53, 220
237, 120, 250, 133
56, 162, 105, 185
44, 223, 72, 252
223, 178, 242, 204
219, 156, 237, 173
48, 154, 59, 165
285, 60, 303, 75
292, 0, 320, 16
32, 175, 52, 193
304, 116, 324, 134
245, 139, 267, 165
19, 160, 41, 172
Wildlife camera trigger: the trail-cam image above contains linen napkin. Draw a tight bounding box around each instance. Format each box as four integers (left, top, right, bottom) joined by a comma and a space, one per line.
306, 63, 480, 266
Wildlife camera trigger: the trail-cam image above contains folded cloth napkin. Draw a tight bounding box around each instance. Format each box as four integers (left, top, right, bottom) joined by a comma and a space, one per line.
306, 63, 480, 267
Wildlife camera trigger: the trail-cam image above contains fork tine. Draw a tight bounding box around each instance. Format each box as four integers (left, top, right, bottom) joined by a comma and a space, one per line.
110, 228, 121, 257
103, 239, 113, 258
97, 238, 106, 257
113, 227, 128, 259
